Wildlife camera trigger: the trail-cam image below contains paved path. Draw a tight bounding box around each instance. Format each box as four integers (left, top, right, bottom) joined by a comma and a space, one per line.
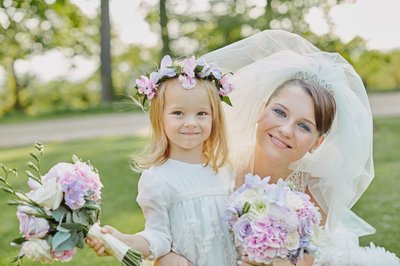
1, 93, 399, 148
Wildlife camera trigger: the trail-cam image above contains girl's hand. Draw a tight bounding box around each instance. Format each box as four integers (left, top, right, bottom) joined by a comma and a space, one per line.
85, 225, 119, 257
154, 251, 194, 266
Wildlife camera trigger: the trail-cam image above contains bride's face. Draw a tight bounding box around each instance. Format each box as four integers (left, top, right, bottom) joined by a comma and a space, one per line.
256, 84, 324, 164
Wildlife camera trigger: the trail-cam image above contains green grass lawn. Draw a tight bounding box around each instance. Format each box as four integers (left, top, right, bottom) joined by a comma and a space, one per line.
0, 116, 399, 265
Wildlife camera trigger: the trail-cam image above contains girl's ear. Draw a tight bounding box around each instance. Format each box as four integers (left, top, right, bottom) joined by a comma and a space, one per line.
309, 135, 325, 153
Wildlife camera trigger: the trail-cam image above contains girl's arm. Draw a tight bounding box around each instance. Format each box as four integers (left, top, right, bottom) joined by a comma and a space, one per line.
86, 225, 152, 258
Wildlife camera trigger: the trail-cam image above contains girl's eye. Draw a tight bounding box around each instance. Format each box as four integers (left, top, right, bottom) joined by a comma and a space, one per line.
172, 111, 183, 115
197, 111, 208, 116
273, 108, 286, 117
298, 122, 311, 132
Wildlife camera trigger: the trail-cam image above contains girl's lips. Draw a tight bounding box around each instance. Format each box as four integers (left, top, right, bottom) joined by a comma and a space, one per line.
268, 134, 292, 149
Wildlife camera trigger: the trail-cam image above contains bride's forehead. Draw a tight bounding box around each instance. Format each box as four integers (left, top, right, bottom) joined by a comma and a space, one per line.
268, 85, 313, 105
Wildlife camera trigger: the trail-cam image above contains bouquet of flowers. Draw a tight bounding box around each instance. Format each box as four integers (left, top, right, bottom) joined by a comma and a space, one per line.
225, 174, 323, 265
0, 143, 142, 265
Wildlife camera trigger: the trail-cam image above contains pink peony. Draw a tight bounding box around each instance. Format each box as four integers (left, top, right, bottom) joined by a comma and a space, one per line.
51, 249, 76, 262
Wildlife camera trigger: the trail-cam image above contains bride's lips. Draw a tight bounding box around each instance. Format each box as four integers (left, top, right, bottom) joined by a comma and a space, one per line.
268, 134, 292, 149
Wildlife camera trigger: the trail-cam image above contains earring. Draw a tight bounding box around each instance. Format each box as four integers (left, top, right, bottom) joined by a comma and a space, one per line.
309, 148, 315, 153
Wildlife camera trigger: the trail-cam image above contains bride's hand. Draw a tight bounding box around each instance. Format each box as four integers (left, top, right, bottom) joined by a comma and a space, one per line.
85, 225, 119, 257
154, 251, 194, 266
240, 252, 273, 266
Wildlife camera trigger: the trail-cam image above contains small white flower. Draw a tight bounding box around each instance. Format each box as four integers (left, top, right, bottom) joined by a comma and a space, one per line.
286, 190, 304, 210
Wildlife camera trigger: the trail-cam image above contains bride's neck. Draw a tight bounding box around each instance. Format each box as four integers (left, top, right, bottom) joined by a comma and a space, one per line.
252, 146, 292, 182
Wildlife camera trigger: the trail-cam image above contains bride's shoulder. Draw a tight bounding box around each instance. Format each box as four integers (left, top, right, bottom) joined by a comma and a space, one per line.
235, 167, 251, 189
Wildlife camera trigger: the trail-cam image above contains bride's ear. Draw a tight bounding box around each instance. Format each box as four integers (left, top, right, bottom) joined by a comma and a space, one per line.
309, 135, 325, 153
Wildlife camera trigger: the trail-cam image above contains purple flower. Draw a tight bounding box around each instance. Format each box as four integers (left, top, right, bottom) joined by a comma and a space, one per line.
219, 75, 234, 96
158, 55, 176, 77
135, 74, 158, 100
181, 56, 196, 78
178, 74, 196, 89
17, 207, 50, 239
224, 206, 240, 228
197, 59, 222, 79
234, 217, 252, 242
298, 217, 314, 237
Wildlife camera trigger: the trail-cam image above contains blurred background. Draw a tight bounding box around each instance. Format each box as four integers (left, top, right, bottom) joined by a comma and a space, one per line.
0, 0, 399, 265
0, 0, 399, 117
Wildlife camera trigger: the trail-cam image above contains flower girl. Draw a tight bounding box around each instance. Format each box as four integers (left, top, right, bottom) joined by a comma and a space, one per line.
86, 55, 237, 266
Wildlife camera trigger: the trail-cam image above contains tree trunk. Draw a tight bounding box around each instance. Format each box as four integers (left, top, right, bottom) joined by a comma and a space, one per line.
100, 0, 114, 102
160, 0, 171, 56
10, 59, 23, 111
264, 0, 273, 29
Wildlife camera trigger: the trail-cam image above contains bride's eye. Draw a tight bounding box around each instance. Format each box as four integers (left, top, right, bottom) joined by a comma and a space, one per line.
273, 108, 286, 117
298, 122, 311, 132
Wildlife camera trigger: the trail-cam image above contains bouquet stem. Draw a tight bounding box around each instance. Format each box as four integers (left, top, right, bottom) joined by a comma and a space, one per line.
88, 223, 143, 266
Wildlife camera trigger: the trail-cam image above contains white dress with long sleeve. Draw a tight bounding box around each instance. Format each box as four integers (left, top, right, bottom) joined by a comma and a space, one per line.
136, 159, 237, 266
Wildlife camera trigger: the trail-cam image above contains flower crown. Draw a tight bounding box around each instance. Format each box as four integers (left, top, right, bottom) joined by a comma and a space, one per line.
134, 55, 234, 106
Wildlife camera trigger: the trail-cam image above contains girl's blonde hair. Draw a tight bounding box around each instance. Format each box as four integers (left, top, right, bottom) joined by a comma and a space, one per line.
132, 78, 229, 172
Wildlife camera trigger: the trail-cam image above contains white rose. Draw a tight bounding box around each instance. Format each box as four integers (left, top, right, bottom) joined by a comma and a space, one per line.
30, 178, 63, 210
284, 230, 300, 250
286, 191, 304, 210
21, 238, 53, 264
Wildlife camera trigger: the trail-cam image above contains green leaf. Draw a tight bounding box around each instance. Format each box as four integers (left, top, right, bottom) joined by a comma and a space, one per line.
25, 170, 38, 180
27, 162, 39, 173
60, 223, 86, 231
11, 237, 26, 245
34, 142, 44, 153
72, 210, 89, 226
51, 206, 69, 222
29, 152, 39, 163
220, 95, 232, 106
0, 185, 14, 194
243, 201, 251, 214
71, 231, 85, 249
72, 154, 80, 163
52, 231, 74, 251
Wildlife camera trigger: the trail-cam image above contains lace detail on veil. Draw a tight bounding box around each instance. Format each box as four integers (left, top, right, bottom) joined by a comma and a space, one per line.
286, 171, 310, 193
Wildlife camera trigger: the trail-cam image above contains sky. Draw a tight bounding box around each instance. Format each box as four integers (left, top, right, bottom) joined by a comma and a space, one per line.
9, 0, 400, 82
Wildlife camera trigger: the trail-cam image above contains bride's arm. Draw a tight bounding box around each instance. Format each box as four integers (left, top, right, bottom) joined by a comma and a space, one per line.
154, 252, 194, 266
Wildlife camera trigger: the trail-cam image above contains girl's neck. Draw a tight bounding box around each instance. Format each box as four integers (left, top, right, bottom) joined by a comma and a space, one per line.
168, 145, 204, 164
252, 145, 292, 182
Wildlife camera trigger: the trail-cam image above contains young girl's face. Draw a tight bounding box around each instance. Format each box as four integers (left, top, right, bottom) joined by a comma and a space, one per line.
163, 79, 213, 159
256, 84, 324, 164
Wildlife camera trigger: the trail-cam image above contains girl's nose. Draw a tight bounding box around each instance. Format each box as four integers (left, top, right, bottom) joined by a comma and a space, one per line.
183, 116, 197, 128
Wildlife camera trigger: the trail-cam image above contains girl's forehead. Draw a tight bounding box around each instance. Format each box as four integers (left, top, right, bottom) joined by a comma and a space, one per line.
164, 82, 211, 107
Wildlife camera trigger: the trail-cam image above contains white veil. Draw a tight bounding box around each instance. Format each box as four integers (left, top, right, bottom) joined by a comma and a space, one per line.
202, 30, 375, 237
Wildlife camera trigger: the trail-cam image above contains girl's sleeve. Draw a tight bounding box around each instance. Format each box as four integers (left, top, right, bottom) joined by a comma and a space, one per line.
136, 170, 172, 260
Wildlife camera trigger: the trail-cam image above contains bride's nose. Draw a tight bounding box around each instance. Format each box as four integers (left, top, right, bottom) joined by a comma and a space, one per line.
279, 122, 294, 138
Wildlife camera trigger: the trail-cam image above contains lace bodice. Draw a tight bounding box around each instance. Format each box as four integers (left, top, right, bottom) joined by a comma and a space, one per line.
286, 170, 310, 192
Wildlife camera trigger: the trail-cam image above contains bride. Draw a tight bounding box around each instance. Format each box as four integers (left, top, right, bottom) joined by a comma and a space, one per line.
204, 29, 399, 266
155, 30, 399, 265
